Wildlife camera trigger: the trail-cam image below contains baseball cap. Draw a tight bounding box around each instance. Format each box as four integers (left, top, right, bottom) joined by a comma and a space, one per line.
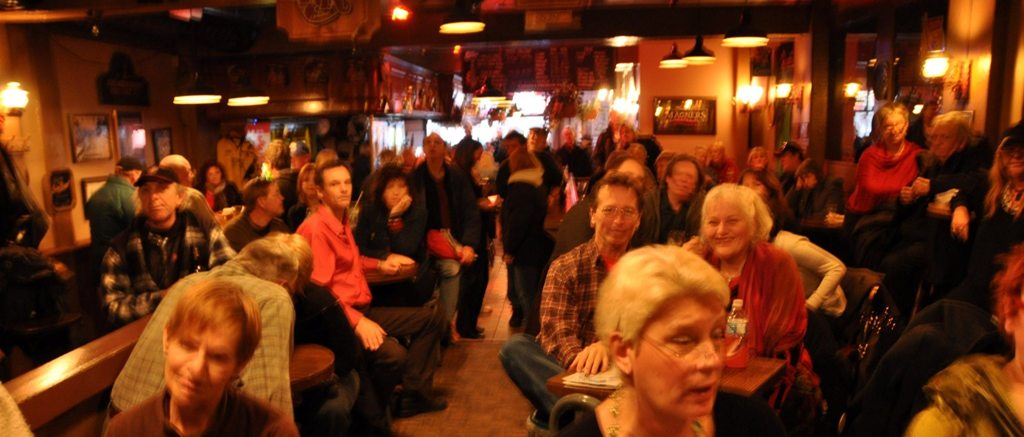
134, 166, 180, 187
116, 157, 145, 172
774, 142, 805, 158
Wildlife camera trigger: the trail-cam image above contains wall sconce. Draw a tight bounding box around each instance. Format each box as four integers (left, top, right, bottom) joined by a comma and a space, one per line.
922, 51, 950, 79
773, 83, 803, 110
735, 84, 764, 112
843, 82, 861, 98
2, 82, 28, 116
391, 1, 411, 21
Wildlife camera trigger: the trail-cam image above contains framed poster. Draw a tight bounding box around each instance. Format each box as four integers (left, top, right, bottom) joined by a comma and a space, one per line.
80, 176, 107, 207
152, 128, 173, 162
653, 97, 717, 135
45, 168, 75, 214
69, 113, 113, 163
115, 111, 147, 167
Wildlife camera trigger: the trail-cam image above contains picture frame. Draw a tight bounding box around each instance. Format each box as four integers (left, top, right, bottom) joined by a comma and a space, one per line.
115, 110, 147, 167
80, 176, 108, 209
69, 113, 113, 163
653, 97, 717, 135
152, 128, 173, 162
45, 168, 75, 214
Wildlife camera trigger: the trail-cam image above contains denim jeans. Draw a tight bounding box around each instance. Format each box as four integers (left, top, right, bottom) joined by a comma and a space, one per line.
498, 333, 563, 416
435, 258, 462, 323
511, 264, 541, 323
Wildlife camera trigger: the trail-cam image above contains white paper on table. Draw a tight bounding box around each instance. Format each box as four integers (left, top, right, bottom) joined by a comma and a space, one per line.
562, 368, 622, 389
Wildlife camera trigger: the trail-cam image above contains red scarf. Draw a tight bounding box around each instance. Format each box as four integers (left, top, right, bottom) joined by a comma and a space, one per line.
846, 140, 921, 214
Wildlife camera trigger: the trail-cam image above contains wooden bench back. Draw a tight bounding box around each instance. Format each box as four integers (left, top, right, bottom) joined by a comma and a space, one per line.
4, 315, 150, 430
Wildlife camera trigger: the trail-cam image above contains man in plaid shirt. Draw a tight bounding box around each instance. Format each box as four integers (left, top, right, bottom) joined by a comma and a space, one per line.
499, 173, 645, 425
100, 167, 235, 326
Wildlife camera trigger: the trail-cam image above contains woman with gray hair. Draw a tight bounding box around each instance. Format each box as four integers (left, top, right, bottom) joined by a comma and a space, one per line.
558, 245, 785, 437
687, 184, 818, 432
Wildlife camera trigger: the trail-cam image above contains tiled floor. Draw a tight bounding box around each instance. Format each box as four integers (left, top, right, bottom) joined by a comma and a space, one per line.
391, 255, 535, 437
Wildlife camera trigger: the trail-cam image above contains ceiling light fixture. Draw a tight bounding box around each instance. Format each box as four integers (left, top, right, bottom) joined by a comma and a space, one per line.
659, 43, 688, 69
722, 8, 769, 48
391, 3, 410, 21
227, 84, 269, 107
683, 35, 716, 65
440, 0, 484, 34
173, 72, 221, 105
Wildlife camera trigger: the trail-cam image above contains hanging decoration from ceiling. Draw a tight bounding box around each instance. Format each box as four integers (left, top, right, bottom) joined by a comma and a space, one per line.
278, 0, 380, 43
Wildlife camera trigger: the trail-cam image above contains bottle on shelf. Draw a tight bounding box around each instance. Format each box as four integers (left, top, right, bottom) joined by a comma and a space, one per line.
725, 299, 749, 369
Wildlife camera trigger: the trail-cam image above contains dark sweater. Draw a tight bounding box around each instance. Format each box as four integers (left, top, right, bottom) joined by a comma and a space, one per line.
354, 188, 428, 264
557, 392, 785, 437
501, 169, 554, 267
105, 388, 298, 437
413, 163, 481, 249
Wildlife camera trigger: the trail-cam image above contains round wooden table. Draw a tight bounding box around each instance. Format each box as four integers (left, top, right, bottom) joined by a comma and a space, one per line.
364, 262, 418, 286
289, 344, 335, 395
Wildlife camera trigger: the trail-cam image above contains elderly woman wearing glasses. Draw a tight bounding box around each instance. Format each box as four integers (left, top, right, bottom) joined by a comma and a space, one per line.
684, 184, 819, 432
558, 246, 785, 437
847, 103, 924, 216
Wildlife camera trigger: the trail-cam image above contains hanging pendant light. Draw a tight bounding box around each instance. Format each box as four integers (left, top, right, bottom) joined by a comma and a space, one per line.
722, 9, 769, 48
173, 72, 221, 105
440, 0, 484, 34
227, 84, 269, 107
659, 43, 688, 69
683, 35, 716, 65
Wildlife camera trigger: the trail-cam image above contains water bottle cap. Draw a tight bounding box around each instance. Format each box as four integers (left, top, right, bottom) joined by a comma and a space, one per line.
732, 299, 743, 309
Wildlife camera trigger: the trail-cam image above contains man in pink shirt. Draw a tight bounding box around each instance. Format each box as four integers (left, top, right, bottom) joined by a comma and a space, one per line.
297, 160, 447, 419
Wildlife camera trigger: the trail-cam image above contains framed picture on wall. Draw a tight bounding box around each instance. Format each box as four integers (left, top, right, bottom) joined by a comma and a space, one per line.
69, 113, 113, 163
45, 168, 75, 214
653, 97, 717, 135
152, 128, 173, 162
115, 111, 147, 167
80, 176, 107, 208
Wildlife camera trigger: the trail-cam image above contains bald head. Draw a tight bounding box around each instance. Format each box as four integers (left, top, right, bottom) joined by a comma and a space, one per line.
160, 155, 193, 186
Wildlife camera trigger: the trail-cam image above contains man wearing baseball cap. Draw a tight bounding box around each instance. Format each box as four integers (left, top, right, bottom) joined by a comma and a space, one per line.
775, 142, 805, 194
99, 166, 235, 326
85, 157, 145, 277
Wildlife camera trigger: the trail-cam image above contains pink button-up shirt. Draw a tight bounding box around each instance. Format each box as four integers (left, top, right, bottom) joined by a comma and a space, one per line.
298, 207, 379, 327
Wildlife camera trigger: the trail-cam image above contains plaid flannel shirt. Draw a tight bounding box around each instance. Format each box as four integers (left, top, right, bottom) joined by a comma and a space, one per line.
110, 262, 296, 418
536, 239, 607, 368
100, 210, 235, 326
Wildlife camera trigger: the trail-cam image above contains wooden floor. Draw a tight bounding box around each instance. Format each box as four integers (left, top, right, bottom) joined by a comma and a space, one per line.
391, 256, 535, 437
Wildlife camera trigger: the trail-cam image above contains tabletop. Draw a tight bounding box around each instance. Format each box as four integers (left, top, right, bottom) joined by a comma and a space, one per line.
546, 356, 786, 400
364, 262, 419, 286
289, 344, 335, 394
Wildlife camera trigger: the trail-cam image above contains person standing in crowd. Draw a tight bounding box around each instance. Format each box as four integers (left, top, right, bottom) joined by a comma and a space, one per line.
287, 163, 319, 231
501, 150, 555, 332
557, 126, 593, 178
223, 178, 290, 252
592, 114, 620, 174
452, 137, 495, 339
747, 146, 769, 171
194, 160, 242, 214
300, 160, 448, 418
708, 142, 739, 184
558, 246, 786, 437
350, 143, 373, 197
785, 159, 845, 221
105, 278, 299, 437
265, 140, 299, 215
653, 151, 676, 184
905, 100, 940, 149
634, 154, 705, 246
635, 135, 663, 175
413, 133, 481, 328
100, 167, 234, 326
499, 174, 643, 427
527, 127, 565, 194
161, 154, 217, 224
85, 157, 144, 275
694, 144, 720, 189
110, 234, 307, 422
775, 142, 805, 194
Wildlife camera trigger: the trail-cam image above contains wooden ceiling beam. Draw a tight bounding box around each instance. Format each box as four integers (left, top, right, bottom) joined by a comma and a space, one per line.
0, 0, 276, 23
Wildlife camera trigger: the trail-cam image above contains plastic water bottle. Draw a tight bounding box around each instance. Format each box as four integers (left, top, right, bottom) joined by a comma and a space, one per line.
725, 299, 749, 368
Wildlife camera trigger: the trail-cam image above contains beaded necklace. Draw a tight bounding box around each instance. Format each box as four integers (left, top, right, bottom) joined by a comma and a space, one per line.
605, 389, 707, 437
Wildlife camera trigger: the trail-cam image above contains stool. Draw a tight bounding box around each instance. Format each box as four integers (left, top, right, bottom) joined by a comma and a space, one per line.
525, 393, 601, 436
289, 344, 335, 406
0, 312, 81, 380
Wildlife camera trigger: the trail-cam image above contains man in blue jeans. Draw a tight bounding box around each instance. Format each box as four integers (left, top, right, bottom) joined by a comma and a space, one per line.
499, 172, 644, 425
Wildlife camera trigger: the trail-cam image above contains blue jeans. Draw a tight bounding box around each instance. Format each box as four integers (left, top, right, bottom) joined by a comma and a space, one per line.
499, 333, 563, 416
435, 258, 462, 323
511, 265, 541, 323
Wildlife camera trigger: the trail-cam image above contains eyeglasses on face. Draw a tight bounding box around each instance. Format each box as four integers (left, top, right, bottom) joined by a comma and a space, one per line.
881, 121, 906, 132
1001, 147, 1024, 160
641, 335, 724, 362
597, 206, 639, 220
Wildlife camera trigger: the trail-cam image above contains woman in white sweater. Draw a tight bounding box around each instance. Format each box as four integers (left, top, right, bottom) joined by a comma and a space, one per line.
741, 170, 847, 316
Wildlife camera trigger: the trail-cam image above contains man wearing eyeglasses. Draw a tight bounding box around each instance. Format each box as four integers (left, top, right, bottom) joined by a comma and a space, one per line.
499, 172, 644, 428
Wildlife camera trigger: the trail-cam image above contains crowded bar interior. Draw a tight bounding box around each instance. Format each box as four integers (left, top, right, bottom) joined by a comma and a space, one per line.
0, 0, 1023, 436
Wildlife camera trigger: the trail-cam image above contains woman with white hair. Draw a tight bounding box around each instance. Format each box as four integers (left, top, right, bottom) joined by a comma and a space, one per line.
558, 246, 785, 437
687, 184, 818, 432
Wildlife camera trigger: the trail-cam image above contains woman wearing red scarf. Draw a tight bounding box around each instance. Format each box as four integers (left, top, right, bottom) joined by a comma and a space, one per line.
847, 103, 922, 214
687, 183, 820, 434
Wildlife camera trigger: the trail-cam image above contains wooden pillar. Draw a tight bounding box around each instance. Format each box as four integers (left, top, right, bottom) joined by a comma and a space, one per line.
987, 0, 1021, 139
809, 0, 832, 162
874, 6, 896, 103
